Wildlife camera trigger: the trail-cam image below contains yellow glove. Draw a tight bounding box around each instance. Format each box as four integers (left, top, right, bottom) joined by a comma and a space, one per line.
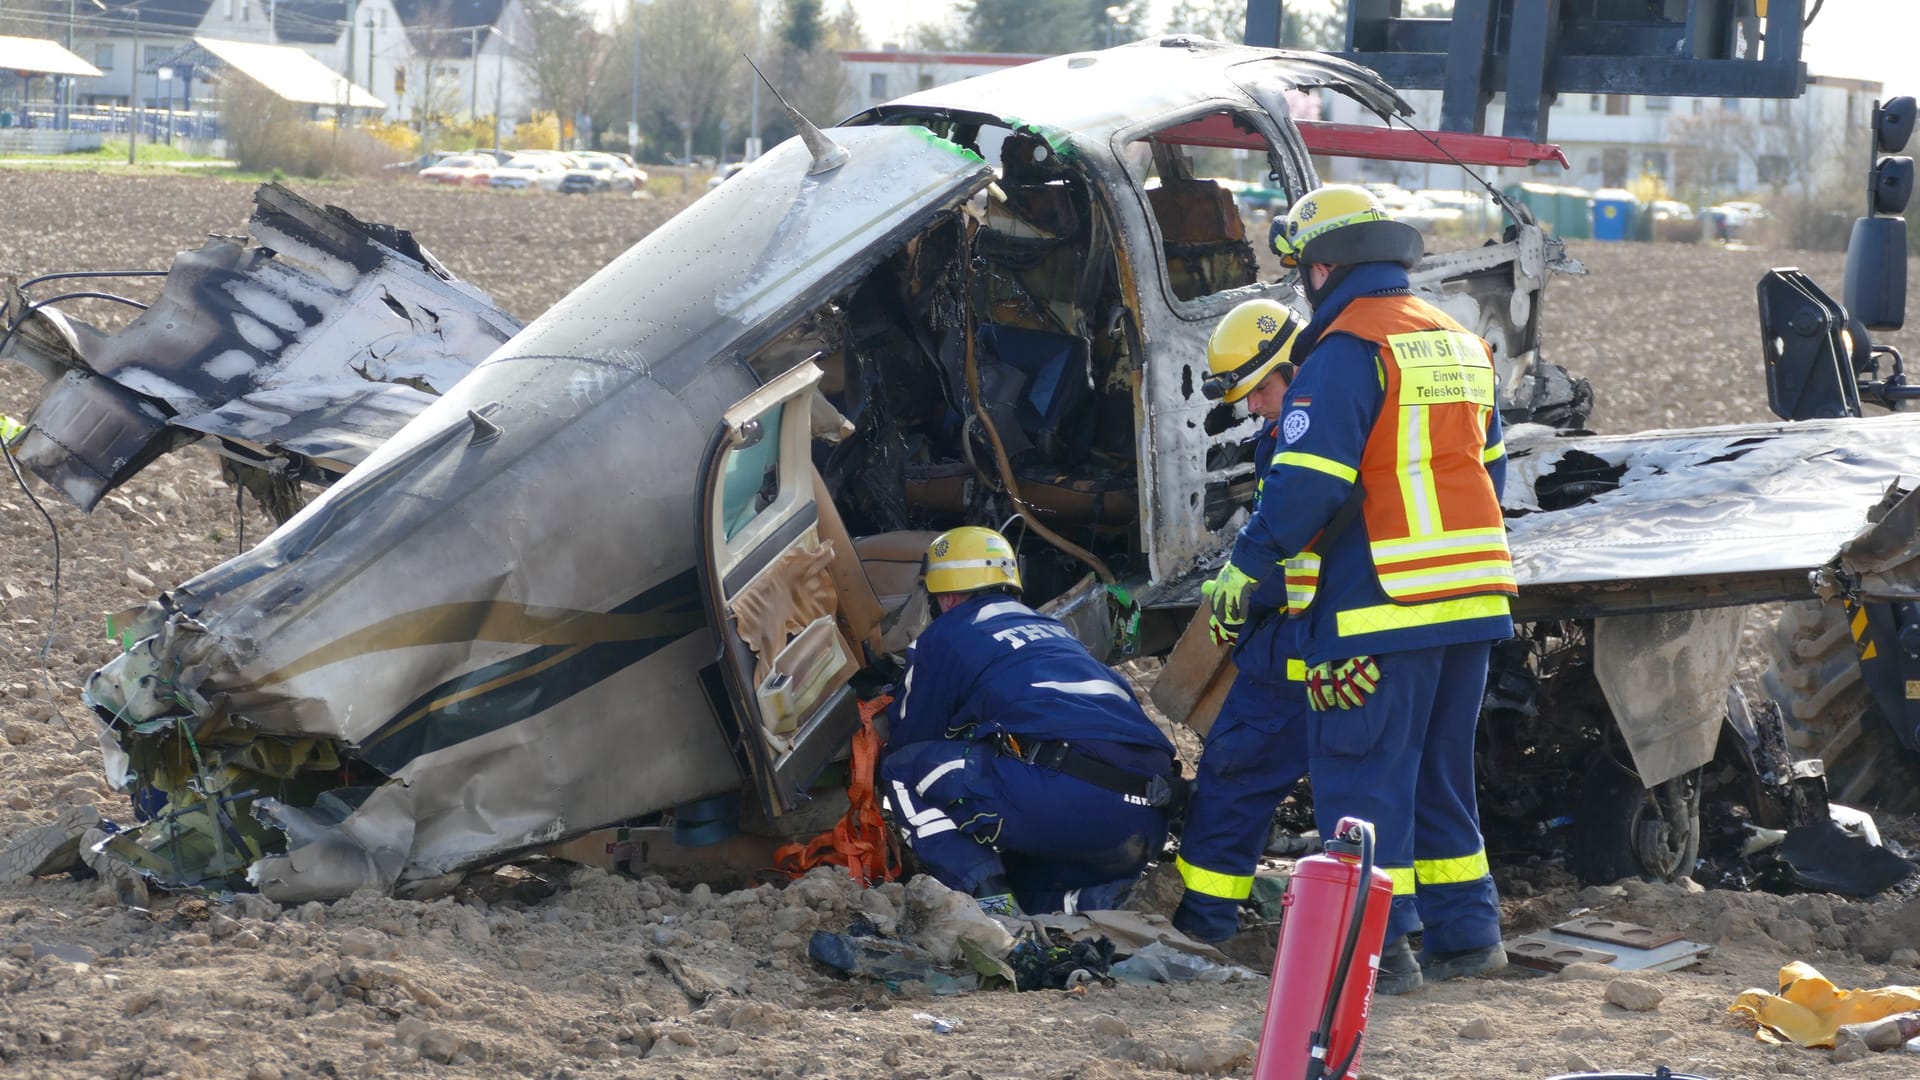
0, 415, 22, 448
1305, 656, 1382, 712
1200, 564, 1258, 645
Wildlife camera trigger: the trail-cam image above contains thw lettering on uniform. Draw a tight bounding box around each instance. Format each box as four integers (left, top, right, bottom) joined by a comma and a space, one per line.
992, 623, 1079, 650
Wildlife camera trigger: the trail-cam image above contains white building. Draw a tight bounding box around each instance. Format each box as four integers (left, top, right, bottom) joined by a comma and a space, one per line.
835, 48, 1045, 117
70, 0, 531, 128
1318, 73, 1881, 204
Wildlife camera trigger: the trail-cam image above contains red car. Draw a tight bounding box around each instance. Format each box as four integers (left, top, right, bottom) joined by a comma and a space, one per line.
418, 154, 496, 186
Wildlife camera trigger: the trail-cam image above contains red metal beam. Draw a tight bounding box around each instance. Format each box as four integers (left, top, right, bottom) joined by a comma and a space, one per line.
1152, 114, 1567, 170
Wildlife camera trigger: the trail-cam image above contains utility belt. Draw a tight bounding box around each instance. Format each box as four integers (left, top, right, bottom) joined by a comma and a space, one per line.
992, 733, 1186, 810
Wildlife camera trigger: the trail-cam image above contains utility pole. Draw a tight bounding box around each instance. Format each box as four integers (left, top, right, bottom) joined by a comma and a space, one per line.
747, 1, 760, 161
492, 26, 507, 149
127, 2, 141, 164
470, 25, 479, 120
628, 15, 638, 157
342, 0, 358, 124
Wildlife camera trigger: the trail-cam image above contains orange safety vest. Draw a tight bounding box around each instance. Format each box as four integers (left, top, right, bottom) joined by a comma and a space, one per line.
1293, 295, 1515, 624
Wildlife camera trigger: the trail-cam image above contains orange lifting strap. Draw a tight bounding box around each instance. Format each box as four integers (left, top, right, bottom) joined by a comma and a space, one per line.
774, 695, 903, 885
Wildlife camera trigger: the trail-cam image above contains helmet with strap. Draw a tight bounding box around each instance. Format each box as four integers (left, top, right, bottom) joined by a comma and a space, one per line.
1205, 298, 1303, 403
1269, 184, 1424, 270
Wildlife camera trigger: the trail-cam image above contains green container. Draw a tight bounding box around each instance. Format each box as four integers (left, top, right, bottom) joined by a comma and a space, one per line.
1503, 182, 1592, 240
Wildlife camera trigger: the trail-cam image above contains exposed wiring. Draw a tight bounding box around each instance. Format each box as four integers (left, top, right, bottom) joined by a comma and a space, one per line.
0, 282, 159, 738
1382, 110, 1535, 228
960, 219, 1116, 586
2, 423, 66, 734
19, 269, 168, 290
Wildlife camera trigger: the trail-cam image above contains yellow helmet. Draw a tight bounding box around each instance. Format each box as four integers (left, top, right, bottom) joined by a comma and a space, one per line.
923, 526, 1022, 596
1205, 299, 1304, 403
1269, 183, 1424, 270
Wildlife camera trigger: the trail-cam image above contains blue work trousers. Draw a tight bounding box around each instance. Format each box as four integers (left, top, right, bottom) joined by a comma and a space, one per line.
1171, 666, 1310, 942
880, 738, 1170, 914
1305, 640, 1501, 956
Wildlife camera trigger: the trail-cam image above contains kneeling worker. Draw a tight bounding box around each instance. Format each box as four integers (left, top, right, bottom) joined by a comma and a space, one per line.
880, 526, 1179, 916
1172, 298, 1314, 943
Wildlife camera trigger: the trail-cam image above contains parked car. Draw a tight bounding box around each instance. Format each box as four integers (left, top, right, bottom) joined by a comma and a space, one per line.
1705, 200, 1772, 240
1649, 199, 1700, 242
387, 149, 462, 172
558, 154, 649, 194
488, 154, 569, 193
418, 154, 496, 186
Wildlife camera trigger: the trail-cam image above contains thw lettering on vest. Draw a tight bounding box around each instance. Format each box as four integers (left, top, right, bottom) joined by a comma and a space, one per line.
992, 623, 1077, 650
1387, 330, 1496, 407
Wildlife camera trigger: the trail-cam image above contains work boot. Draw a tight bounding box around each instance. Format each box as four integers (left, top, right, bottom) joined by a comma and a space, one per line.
975, 893, 1021, 917
1374, 934, 1422, 995
973, 875, 1022, 918
1419, 942, 1508, 982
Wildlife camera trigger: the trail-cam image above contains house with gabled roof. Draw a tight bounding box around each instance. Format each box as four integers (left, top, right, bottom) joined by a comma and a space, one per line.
73, 0, 531, 139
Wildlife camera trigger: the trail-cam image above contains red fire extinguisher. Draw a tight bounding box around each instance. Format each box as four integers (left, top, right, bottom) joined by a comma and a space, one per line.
1251, 816, 1393, 1080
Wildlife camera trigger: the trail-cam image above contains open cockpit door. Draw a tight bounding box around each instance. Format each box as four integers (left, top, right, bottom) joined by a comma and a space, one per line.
697, 360, 863, 818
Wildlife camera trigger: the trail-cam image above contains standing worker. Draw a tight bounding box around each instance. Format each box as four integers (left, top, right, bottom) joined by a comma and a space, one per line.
1170, 299, 1315, 945
1204, 185, 1515, 993
880, 526, 1180, 916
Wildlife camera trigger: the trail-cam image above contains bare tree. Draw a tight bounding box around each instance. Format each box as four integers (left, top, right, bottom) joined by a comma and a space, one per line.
1668, 109, 1752, 208
520, 0, 605, 149
637, 0, 754, 166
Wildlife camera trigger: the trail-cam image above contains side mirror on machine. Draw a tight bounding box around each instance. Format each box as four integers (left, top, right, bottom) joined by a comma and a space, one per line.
1759, 269, 1862, 421
1846, 97, 1914, 333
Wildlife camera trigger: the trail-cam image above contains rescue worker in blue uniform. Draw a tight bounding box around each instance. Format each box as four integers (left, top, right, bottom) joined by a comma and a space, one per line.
1170, 299, 1315, 944
1205, 185, 1516, 993
880, 526, 1179, 916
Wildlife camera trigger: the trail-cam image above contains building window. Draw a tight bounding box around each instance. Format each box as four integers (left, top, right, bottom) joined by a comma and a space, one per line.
869, 73, 887, 99
144, 45, 167, 70
1757, 155, 1791, 184
1643, 150, 1669, 178
1759, 98, 1786, 124
94, 43, 114, 69
1532, 160, 1559, 177
1691, 99, 1705, 115
1720, 97, 1741, 112
1589, 94, 1602, 111
1585, 155, 1601, 173
917, 73, 934, 91
1644, 96, 1670, 111
1605, 95, 1629, 116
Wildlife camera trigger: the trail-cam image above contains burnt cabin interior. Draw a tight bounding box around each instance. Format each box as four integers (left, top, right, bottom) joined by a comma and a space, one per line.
742, 115, 1269, 615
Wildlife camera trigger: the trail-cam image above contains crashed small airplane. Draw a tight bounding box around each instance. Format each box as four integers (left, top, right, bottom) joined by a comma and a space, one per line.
4, 38, 1919, 900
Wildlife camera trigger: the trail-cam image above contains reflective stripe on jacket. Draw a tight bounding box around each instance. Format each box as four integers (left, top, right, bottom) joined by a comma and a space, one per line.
1320, 295, 1515, 632
1324, 296, 1515, 609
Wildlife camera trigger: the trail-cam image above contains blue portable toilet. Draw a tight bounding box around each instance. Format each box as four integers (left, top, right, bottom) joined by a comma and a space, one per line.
1592, 189, 1638, 242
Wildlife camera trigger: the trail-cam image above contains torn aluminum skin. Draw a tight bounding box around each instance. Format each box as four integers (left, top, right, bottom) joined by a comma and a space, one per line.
1505, 413, 1920, 619
83, 125, 997, 902
1503, 414, 1920, 785
0, 184, 521, 512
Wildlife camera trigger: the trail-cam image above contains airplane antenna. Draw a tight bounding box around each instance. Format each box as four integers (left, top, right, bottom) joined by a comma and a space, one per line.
744, 54, 849, 175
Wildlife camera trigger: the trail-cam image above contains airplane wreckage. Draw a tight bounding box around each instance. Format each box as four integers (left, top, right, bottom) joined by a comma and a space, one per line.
5, 39, 1920, 902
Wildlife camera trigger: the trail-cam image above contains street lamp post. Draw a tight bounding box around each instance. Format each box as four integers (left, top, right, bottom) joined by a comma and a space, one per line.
366, 17, 376, 111
1104, 4, 1130, 48
157, 64, 172, 144
489, 25, 513, 151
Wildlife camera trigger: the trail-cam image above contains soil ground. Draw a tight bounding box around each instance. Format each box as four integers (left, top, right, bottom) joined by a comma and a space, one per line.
3, 171, 1920, 1079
